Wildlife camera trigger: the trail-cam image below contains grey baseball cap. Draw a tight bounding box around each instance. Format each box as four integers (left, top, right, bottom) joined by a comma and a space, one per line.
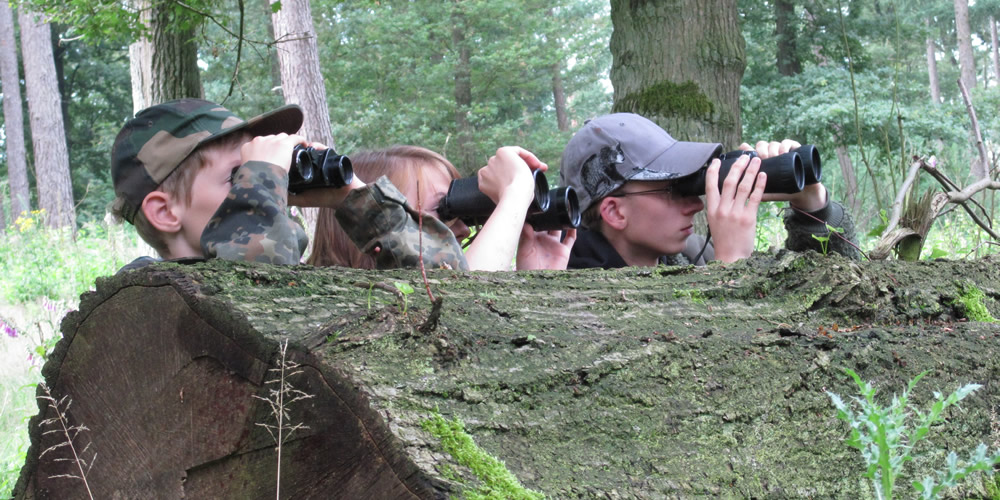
559, 113, 722, 213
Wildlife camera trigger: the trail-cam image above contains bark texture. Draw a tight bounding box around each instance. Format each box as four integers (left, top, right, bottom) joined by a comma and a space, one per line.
13, 253, 1000, 499
0, 0, 29, 223
926, 19, 941, 106
269, 0, 334, 255
129, 0, 203, 111
954, 0, 976, 90
17, 10, 75, 230
774, 0, 801, 76
609, 0, 745, 148
451, 1, 475, 175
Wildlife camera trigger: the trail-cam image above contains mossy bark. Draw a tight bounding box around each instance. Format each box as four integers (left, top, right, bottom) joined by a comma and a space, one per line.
609, 0, 745, 148
13, 252, 1000, 499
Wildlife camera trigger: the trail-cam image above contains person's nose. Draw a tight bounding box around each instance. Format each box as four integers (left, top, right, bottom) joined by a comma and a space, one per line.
450, 219, 471, 242
679, 195, 704, 215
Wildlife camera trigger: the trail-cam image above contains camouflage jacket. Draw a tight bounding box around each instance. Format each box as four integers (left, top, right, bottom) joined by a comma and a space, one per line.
335, 176, 469, 271
201, 162, 469, 270
568, 199, 860, 269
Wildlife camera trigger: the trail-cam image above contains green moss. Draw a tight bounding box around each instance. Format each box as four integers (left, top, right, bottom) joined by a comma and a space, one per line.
613, 80, 714, 119
673, 288, 706, 304
422, 412, 545, 500
954, 284, 998, 323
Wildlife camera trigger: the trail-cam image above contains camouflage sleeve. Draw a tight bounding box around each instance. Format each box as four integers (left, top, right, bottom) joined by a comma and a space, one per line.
201, 161, 309, 265
783, 197, 861, 260
335, 176, 469, 271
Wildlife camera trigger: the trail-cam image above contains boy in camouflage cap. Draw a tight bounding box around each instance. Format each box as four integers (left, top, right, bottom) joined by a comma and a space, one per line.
111, 98, 467, 270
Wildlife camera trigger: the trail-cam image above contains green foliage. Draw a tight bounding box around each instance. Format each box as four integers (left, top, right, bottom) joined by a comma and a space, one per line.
828, 368, 1000, 500
394, 281, 414, 314
314, 0, 611, 175
422, 412, 545, 500
0, 210, 142, 303
810, 223, 845, 256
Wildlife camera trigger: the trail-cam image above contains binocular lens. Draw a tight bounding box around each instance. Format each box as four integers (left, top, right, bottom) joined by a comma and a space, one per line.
288, 145, 354, 193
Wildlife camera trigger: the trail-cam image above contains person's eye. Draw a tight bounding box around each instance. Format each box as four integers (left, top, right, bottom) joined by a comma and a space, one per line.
226, 166, 240, 184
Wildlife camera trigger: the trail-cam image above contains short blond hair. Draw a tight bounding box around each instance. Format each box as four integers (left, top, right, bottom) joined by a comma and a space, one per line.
112, 132, 250, 255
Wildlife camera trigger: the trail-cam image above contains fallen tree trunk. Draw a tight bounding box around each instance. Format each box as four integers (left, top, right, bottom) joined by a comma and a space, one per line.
13, 251, 1000, 498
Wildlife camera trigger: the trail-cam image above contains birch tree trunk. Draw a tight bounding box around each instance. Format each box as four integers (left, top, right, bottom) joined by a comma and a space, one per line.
955, 0, 977, 90
269, 0, 334, 258
609, 0, 744, 148
0, 0, 29, 223
18, 10, 74, 231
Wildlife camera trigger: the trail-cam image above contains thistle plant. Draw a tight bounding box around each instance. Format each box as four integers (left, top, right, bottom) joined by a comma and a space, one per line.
37, 382, 95, 500
254, 339, 314, 499
828, 368, 1000, 500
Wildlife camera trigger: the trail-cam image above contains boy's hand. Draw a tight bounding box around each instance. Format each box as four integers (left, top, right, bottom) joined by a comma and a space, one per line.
240, 133, 307, 172
740, 138, 828, 212
704, 153, 765, 263
477, 146, 545, 206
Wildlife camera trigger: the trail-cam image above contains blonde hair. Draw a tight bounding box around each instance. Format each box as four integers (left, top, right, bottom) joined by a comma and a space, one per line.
308, 145, 460, 269
114, 132, 250, 255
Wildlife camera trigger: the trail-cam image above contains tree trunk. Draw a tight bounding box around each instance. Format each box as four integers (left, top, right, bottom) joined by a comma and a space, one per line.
835, 145, 860, 217
269, 0, 334, 260
552, 62, 568, 132
18, 10, 75, 231
991, 16, 1000, 88
128, 0, 202, 110
451, 1, 475, 175
609, 0, 744, 148
0, 0, 29, 223
14, 255, 1000, 498
926, 20, 941, 105
955, 0, 976, 90
774, 0, 801, 76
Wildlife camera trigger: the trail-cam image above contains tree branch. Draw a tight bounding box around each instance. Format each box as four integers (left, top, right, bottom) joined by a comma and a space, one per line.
920, 163, 1000, 241
958, 78, 990, 180
883, 158, 924, 235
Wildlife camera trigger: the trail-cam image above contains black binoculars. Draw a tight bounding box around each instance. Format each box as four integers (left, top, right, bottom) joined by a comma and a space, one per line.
436, 170, 581, 231
287, 145, 354, 194
672, 144, 822, 198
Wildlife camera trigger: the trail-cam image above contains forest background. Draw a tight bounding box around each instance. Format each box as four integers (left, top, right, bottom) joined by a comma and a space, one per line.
1, 0, 1000, 495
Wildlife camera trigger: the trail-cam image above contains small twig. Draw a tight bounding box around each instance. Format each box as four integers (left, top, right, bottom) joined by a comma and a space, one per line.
958, 78, 991, 180
172, 0, 271, 44
222, 0, 246, 103
415, 178, 436, 303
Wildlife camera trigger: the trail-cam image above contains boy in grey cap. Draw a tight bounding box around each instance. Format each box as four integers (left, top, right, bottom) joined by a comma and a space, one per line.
111, 98, 467, 271
559, 113, 858, 268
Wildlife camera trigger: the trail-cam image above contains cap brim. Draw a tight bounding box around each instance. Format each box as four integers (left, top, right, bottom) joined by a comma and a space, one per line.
200, 104, 305, 146
631, 140, 723, 181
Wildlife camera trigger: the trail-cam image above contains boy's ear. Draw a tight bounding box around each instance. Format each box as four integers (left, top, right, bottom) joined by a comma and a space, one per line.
598, 197, 628, 231
141, 191, 183, 233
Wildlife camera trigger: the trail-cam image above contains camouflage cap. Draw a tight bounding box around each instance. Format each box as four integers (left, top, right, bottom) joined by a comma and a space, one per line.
111, 98, 304, 223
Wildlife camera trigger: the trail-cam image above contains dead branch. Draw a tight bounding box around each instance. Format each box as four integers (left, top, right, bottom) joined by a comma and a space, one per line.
958, 79, 991, 180
883, 158, 925, 235
920, 163, 1000, 241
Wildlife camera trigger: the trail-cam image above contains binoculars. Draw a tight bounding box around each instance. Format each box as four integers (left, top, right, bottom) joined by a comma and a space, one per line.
672, 144, 822, 198
287, 145, 354, 194
437, 169, 582, 231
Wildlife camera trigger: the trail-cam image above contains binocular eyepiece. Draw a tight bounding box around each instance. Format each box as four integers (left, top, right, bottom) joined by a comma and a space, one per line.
436, 170, 581, 231
287, 145, 354, 194
672, 145, 822, 198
